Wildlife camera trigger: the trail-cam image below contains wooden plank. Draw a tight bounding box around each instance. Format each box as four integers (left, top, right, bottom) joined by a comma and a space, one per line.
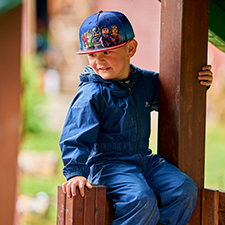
65, 194, 75, 225
94, 185, 107, 225
106, 197, 114, 225
219, 212, 225, 225
219, 190, 225, 225
202, 189, 219, 225
219, 190, 225, 212
64, 188, 84, 225
57, 186, 66, 225
159, 0, 209, 224
73, 189, 84, 224
83, 187, 95, 225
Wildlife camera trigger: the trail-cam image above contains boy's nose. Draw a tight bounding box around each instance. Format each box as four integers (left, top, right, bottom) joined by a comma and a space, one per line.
95, 54, 104, 63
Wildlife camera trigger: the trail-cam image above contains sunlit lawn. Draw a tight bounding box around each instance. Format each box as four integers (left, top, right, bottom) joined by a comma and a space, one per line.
19, 131, 64, 225
18, 119, 225, 224
205, 122, 225, 190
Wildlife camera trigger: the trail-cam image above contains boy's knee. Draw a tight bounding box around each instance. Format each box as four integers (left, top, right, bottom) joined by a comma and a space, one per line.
168, 174, 198, 212
159, 174, 198, 224
115, 192, 160, 224
181, 175, 198, 205
162, 173, 198, 207
182, 175, 197, 197
116, 189, 158, 215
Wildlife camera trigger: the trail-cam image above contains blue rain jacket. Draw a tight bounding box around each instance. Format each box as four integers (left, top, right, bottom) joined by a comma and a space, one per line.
60, 64, 159, 180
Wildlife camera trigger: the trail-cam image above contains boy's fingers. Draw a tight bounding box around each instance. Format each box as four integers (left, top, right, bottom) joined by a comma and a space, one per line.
198, 75, 212, 81
62, 182, 68, 194
79, 185, 85, 197
200, 80, 211, 86
62, 177, 91, 198
198, 75, 213, 86
66, 182, 73, 198
78, 179, 91, 197
86, 181, 93, 189
202, 65, 212, 70
198, 70, 213, 76
71, 183, 77, 196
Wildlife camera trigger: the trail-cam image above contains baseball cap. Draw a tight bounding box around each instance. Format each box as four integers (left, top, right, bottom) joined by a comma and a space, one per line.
77, 10, 135, 55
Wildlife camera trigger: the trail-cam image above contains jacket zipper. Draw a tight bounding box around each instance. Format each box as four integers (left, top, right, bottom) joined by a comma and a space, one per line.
125, 83, 140, 154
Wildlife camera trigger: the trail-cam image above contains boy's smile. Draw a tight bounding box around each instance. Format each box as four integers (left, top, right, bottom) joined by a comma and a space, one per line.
87, 39, 137, 81
98, 67, 111, 72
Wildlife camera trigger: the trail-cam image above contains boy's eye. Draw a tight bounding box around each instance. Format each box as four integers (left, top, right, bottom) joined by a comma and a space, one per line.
104, 51, 110, 55
88, 53, 95, 57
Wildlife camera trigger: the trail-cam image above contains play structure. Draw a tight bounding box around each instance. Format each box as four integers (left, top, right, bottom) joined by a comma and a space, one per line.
0, 0, 225, 224
56, 1, 225, 224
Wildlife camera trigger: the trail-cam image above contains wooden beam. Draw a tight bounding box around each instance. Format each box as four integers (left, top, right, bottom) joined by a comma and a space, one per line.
158, 0, 209, 224
0, 5, 22, 225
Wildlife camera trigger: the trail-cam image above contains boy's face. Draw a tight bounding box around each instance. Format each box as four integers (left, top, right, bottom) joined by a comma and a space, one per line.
87, 39, 137, 80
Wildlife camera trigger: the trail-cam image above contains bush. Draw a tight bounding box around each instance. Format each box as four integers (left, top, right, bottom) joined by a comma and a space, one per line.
21, 56, 47, 134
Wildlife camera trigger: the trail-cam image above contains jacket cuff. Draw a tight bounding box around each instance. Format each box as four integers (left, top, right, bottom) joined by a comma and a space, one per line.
63, 165, 90, 181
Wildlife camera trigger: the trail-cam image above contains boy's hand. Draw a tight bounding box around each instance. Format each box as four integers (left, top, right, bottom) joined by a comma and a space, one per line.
62, 176, 92, 198
198, 65, 213, 87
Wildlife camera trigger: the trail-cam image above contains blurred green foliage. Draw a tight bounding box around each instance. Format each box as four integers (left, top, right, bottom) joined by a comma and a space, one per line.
19, 130, 65, 225
21, 131, 61, 151
21, 56, 47, 134
205, 122, 225, 190
19, 56, 63, 224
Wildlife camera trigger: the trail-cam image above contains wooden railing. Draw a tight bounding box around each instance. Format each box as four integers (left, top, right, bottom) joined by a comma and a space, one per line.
202, 188, 225, 225
57, 185, 225, 225
57, 185, 114, 225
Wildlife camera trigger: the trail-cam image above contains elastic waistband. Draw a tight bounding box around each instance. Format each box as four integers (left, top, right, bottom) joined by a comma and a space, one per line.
93, 140, 149, 156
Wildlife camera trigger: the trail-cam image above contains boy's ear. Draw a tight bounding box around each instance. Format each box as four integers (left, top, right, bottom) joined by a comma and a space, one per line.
127, 39, 138, 58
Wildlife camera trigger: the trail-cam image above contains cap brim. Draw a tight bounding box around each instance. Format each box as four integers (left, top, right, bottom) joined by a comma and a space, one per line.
76, 41, 128, 55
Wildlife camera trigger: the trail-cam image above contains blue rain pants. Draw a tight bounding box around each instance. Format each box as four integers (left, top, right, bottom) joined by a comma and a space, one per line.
88, 153, 197, 225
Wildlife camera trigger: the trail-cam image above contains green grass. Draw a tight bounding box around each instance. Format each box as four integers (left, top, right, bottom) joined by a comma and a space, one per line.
205, 122, 225, 190
19, 131, 65, 225
20, 131, 61, 152
18, 173, 65, 225
18, 173, 65, 197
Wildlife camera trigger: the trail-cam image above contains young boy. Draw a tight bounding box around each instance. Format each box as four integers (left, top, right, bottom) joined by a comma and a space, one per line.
60, 10, 213, 225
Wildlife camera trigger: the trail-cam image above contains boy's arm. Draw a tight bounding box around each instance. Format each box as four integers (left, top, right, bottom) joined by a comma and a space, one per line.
198, 65, 213, 87
60, 86, 101, 196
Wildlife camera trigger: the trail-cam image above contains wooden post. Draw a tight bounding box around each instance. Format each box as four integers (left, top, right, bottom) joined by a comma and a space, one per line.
0, 5, 22, 225
158, 0, 209, 224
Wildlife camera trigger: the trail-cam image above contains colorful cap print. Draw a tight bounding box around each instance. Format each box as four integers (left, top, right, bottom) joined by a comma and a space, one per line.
77, 10, 135, 55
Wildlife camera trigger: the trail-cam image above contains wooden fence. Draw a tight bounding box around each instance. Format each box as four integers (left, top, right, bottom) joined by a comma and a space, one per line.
57, 185, 114, 225
57, 185, 225, 225
202, 188, 225, 225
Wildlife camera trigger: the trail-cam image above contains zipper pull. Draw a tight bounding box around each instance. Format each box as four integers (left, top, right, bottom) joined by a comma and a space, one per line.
124, 82, 131, 95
